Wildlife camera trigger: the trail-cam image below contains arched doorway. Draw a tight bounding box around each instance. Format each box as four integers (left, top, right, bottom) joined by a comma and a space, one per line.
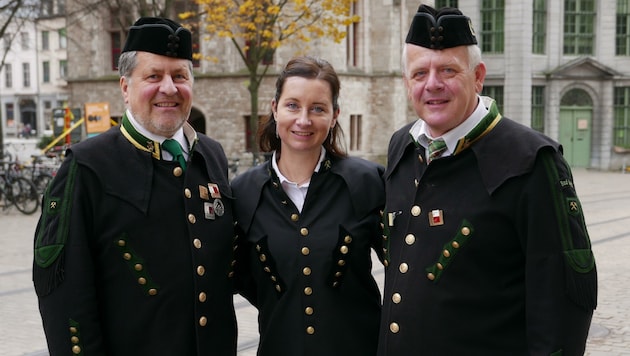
19, 98, 37, 137
188, 107, 206, 134
559, 88, 592, 167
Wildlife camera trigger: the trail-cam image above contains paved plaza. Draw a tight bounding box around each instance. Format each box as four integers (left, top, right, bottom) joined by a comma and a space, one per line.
1, 168, 629, 355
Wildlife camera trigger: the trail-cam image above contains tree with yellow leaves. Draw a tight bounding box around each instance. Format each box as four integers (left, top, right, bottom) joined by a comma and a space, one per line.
181, 0, 359, 156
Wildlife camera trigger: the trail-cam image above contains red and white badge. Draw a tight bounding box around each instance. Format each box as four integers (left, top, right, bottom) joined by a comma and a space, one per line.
428, 209, 444, 226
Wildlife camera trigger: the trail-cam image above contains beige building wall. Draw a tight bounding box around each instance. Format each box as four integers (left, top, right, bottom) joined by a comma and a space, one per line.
64, 0, 630, 171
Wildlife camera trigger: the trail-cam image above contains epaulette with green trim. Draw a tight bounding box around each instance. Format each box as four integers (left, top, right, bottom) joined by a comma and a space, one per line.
33, 158, 78, 297
541, 152, 597, 310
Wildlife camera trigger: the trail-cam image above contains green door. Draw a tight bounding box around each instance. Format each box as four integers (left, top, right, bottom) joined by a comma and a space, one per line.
559, 108, 592, 167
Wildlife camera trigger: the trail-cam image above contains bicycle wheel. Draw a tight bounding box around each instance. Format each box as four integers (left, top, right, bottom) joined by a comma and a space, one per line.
0, 178, 9, 212
10, 177, 39, 215
33, 173, 53, 195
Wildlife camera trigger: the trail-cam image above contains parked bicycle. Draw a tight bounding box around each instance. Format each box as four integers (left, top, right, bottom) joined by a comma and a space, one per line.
0, 160, 40, 215
18, 154, 58, 195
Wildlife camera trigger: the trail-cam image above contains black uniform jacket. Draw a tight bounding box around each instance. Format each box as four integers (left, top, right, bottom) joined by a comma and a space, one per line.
33, 124, 237, 355
232, 154, 384, 356
378, 112, 597, 355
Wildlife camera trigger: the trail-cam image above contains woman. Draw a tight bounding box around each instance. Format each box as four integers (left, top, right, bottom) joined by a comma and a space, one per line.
231, 56, 384, 356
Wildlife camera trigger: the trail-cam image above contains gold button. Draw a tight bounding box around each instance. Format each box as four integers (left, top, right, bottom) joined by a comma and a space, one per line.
72, 345, 81, 354
272, 182, 279, 188
70, 326, 77, 334
399, 263, 408, 273
332, 281, 339, 287
389, 322, 400, 333
340, 246, 349, 254
199, 316, 207, 326
306, 326, 315, 334
305, 306, 314, 315
199, 292, 207, 302
148, 288, 157, 295
188, 214, 196, 224
270, 275, 277, 282
427, 273, 435, 280
344, 235, 352, 243
259, 254, 267, 262
452, 241, 460, 248
301, 247, 310, 255
193, 239, 202, 249
117, 240, 126, 247
300, 227, 309, 236
414, 178, 419, 187
134, 263, 143, 271
70, 336, 79, 344
291, 213, 299, 221
184, 188, 192, 198
255, 244, 262, 252
384, 260, 389, 267
275, 284, 282, 292
392, 293, 402, 304
138, 277, 146, 285
123, 252, 132, 260
436, 263, 444, 270
303, 267, 312, 275
173, 167, 183, 177
197, 265, 206, 276
335, 271, 342, 277
405, 234, 416, 245
337, 259, 346, 266
228, 271, 234, 278
411, 206, 421, 216
263, 266, 271, 273
443, 250, 451, 258
304, 287, 313, 295
461, 226, 471, 236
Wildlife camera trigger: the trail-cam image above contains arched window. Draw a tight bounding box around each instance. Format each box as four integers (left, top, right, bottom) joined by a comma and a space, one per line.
560, 88, 592, 106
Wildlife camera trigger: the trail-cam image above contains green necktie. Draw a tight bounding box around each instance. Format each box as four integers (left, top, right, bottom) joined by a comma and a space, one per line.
162, 139, 187, 171
428, 139, 447, 163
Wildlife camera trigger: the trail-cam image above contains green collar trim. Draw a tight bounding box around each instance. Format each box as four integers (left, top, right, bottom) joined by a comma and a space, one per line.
120, 113, 162, 159
452, 100, 502, 155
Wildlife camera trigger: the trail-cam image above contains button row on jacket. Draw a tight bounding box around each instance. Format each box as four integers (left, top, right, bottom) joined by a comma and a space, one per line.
184, 184, 216, 328
70, 325, 81, 354
116, 237, 158, 296
255, 242, 284, 294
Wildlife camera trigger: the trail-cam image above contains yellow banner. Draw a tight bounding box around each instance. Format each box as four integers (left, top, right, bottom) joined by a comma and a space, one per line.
85, 102, 112, 134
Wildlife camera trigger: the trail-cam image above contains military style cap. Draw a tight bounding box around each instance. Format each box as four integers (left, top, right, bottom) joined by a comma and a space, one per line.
122, 17, 192, 60
405, 5, 477, 50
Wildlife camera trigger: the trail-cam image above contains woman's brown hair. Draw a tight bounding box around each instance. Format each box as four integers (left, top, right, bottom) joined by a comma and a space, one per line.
258, 56, 347, 158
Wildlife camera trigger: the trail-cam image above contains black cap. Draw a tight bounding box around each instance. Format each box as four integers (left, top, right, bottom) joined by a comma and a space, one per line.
122, 17, 192, 60
405, 5, 477, 50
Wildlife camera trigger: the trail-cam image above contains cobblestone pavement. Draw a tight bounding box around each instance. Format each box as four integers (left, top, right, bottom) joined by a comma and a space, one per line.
1, 168, 629, 355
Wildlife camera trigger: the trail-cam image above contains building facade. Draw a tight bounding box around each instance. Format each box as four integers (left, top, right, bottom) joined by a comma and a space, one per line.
0, 1, 69, 142
4, 0, 630, 171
